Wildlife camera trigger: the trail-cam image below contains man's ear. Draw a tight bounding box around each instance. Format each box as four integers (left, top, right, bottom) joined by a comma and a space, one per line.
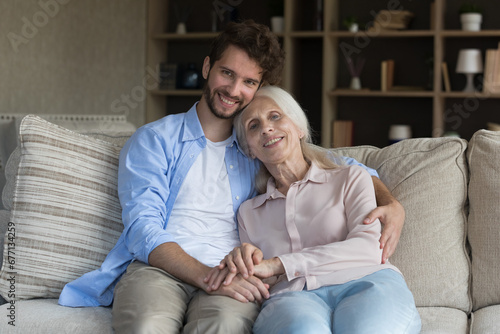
202, 56, 211, 79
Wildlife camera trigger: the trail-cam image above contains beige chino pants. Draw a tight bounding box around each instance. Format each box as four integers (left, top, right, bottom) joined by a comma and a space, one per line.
112, 261, 259, 334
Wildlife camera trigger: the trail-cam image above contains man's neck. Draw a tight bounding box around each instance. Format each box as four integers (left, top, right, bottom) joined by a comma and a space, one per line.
196, 99, 233, 142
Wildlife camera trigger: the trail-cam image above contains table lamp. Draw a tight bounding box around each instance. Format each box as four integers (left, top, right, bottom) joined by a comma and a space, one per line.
456, 49, 483, 92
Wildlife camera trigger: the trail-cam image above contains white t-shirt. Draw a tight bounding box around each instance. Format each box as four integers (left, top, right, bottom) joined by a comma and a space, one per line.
166, 137, 240, 267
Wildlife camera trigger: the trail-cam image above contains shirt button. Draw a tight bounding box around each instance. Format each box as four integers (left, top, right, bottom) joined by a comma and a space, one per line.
235, 196, 240, 200
295, 272, 300, 277
229, 165, 234, 169
190, 154, 194, 158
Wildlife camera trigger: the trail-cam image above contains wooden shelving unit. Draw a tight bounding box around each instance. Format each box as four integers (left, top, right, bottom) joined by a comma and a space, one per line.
146, 0, 500, 148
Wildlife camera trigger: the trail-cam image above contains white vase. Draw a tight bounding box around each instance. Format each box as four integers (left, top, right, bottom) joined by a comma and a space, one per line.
271, 16, 284, 33
350, 76, 361, 90
460, 13, 482, 31
348, 23, 359, 33
176, 22, 187, 34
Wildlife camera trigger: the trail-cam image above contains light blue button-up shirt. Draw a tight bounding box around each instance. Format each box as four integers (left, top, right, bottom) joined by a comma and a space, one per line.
59, 104, 260, 307
58, 103, 378, 307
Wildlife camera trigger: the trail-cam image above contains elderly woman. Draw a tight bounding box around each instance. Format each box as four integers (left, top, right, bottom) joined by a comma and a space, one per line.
207, 86, 421, 333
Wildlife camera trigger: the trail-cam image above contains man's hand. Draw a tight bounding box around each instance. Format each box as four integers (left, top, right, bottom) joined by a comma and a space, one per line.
206, 272, 270, 303
364, 200, 405, 264
368, 176, 405, 263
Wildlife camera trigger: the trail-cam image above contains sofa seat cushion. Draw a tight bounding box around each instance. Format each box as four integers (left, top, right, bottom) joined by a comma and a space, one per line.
467, 129, 500, 311
470, 305, 500, 334
418, 307, 469, 334
332, 137, 470, 312
0, 115, 130, 300
0, 299, 112, 333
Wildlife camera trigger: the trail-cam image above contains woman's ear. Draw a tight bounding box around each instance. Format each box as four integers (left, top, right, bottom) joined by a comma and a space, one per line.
202, 57, 211, 79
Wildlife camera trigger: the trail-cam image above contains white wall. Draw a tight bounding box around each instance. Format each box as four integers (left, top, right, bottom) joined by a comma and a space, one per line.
0, 0, 146, 127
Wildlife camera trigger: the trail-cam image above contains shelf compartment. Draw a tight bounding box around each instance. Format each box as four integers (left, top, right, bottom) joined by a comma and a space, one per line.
330, 89, 434, 98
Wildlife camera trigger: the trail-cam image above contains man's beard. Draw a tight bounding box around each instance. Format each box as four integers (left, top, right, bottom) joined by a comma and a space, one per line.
203, 82, 247, 120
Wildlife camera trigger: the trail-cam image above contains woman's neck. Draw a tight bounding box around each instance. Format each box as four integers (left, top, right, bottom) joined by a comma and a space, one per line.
266, 158, 310, 195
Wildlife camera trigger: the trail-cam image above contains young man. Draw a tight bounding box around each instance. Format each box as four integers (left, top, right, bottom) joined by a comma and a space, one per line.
59, 20, 404, 333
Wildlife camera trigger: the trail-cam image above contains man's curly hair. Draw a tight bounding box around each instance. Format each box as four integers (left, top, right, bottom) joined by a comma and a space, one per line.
208, 20, 285, 86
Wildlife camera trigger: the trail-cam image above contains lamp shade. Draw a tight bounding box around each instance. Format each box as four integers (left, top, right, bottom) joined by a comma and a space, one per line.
456, 49, 483, 74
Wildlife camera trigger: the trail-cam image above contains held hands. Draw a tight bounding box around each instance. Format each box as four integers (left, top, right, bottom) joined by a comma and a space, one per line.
204, 266, 270, 303
364, 199, 405, 264
204, 243, 284, 294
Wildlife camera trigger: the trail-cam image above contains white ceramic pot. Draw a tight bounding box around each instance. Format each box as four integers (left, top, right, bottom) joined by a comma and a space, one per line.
176, 22, 187, 34
460, 13, 482, 31
349, 23, 359, 33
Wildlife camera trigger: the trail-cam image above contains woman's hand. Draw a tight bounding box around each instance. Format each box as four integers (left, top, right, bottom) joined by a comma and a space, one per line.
222, 243, 264, 277
205, 243, 265, 290
253, 257, 285, 278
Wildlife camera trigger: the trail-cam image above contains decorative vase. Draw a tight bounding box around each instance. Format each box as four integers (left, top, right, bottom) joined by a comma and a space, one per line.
460, 13, 482, 31
348, 23, 359, 33
182, 63, 199, 89
350, 76, 361, 90
176, 22, 187, 34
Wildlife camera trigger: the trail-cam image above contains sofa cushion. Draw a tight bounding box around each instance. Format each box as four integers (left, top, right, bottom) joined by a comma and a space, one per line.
418, 307, 469, 334
0, 115, 129, 300
470, 305, 500, 334
332, 137, 470, 312
0, 299, 112, 333
467, 129, 500, 311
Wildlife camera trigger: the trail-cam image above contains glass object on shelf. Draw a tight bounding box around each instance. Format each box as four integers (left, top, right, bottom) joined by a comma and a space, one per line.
456, 49, 483, 92
181, 63, 200, 89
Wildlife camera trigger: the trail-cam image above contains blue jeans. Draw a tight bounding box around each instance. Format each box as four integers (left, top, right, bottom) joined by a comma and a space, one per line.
253, 269, 421, 334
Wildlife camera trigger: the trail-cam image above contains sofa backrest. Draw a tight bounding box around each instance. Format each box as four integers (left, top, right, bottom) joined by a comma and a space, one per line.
332, 137, 471, 313
467, 129, 500, 311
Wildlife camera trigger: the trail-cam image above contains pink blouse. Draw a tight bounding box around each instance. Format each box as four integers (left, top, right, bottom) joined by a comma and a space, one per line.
237, 163, 400, 296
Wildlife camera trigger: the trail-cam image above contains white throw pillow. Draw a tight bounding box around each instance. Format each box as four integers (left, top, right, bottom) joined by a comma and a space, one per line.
0, 115, 128, 300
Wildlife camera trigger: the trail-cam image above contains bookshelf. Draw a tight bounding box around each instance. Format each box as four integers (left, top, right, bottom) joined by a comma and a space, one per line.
146, 0, 500, 148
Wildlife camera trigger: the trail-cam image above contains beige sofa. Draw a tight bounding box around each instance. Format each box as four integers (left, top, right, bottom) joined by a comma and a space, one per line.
0, 115, 499, 333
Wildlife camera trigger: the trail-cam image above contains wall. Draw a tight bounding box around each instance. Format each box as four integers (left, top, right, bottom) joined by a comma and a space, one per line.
0, 0, 146, 128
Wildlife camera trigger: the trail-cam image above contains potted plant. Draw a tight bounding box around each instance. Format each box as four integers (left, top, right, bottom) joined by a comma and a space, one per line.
343, 15, 359, 33
459, 3, 482, 31
268, 0, 284, 33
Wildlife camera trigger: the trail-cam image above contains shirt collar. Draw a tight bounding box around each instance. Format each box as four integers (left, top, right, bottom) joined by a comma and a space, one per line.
251, 162, 329, 208
181, 102, 252, 156
181, 103, 206, 142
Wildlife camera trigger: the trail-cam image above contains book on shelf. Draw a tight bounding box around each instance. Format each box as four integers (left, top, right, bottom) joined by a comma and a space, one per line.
381, 59, 394, 92
441, 62, 451, 92
332, 120, 354, 148
483, 47, 500, 94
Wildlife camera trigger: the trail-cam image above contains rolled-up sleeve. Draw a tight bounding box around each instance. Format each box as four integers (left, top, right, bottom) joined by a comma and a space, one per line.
118, 127, 176, 264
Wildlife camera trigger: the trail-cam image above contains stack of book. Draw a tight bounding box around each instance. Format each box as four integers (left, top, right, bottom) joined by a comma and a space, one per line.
381, 59, 395, 92
332, 120, 354, 148
483, 45, 500, 94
